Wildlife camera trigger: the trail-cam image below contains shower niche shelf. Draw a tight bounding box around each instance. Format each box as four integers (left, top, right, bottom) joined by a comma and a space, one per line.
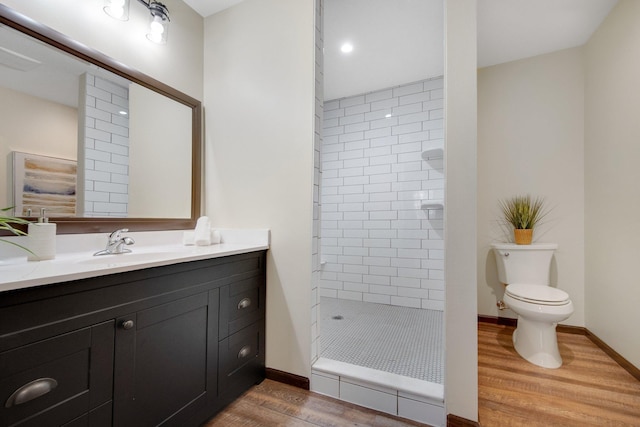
421, 200, 444, 210
421, 140, 444, 160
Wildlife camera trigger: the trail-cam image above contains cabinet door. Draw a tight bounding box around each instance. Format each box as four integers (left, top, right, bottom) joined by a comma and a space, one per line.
0, 321, 114, 427
113, 290, 219, 427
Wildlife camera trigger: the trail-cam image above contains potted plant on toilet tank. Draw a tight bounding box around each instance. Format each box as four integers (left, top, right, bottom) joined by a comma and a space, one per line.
499, 195, 548, 245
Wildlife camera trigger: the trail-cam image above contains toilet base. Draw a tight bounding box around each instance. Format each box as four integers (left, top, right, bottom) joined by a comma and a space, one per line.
512, 317, 563, 369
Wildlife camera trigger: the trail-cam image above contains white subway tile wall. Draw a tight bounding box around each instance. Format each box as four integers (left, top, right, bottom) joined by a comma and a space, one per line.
320, 78, 444, 310
311, 0, 324, 364
78, 73, 129, 217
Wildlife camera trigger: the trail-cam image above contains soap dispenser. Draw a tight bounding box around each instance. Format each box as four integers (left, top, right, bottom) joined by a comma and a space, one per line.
27, 208, 56, 261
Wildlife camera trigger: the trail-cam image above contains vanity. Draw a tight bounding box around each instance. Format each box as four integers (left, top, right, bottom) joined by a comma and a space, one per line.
0, 231, 268, 427
0, 4, 272, 425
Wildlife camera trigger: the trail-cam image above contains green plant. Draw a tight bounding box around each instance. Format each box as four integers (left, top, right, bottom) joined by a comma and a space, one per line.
0, 206, 33, 253
499, 195, 548, 230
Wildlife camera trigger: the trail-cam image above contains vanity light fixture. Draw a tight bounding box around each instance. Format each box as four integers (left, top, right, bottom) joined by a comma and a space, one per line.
103, 0, 170, 44
146, 1, 170, 44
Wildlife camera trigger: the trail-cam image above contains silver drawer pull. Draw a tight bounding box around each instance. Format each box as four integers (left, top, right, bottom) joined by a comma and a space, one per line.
5, 378, 58, 408
237, 298, 252, 310
237, 345, 251, 359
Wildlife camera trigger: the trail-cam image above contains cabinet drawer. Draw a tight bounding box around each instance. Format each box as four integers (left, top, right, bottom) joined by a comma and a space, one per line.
218, 320, 265, 398
219, 275, 265, 339
0, 322, 113, 427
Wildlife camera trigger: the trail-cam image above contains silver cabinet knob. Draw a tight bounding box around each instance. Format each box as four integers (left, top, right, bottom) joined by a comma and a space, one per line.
504, 252, 510, 257
237, 298, 252, 310
121, 320, 134, 330
237, 345, 251, 359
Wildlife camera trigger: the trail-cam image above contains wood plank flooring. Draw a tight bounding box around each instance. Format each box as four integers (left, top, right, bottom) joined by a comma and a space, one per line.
478, 322, 640, 426
204, 324, 640, 426
203, 379, 427, 427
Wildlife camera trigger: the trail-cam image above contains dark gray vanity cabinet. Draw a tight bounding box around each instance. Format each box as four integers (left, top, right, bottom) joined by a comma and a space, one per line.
0, 251, 266, 427
0, 322, 114, 427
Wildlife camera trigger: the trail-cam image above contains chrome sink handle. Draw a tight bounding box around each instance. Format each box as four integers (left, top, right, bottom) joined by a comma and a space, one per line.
94, 228, 135, 256
108, 228, 127, 242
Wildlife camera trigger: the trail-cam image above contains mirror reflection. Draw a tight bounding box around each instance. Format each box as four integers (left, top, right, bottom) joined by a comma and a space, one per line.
0, 23, 192, 219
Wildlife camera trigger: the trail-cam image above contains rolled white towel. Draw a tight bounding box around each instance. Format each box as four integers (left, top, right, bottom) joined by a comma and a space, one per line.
194, 216, 211, 246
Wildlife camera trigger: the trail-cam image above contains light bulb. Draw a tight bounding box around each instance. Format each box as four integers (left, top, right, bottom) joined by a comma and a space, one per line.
341, 43, 354, 53
148, 32, 163, 43
103, 0, 129, 21
150, 17, 165, 35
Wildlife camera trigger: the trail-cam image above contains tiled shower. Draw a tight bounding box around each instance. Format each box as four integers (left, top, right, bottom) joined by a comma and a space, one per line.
319, 77, 445, 310
314, 77, 446, 426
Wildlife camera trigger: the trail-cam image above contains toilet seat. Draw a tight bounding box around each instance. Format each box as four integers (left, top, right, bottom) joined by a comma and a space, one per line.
506, 284, 570, 306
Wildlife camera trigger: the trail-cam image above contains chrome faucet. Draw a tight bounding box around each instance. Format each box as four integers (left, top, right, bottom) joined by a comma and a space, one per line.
94, 228, 135, 256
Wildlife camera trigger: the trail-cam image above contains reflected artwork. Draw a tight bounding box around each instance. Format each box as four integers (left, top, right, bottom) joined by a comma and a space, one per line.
12, 151, 77, 217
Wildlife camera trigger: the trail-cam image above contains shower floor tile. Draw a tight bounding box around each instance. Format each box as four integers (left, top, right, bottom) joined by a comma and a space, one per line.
319, 297, 443, 384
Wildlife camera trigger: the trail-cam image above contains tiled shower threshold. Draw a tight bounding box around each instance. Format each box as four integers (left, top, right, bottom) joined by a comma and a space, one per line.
312, 297, 445, 426
311, 358, 444, 426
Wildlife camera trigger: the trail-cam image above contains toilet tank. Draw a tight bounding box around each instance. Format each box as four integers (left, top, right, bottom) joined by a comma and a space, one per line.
491, 243, 557, 285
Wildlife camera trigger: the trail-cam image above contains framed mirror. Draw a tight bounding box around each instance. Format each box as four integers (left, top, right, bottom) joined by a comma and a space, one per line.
0, 5, 201, 234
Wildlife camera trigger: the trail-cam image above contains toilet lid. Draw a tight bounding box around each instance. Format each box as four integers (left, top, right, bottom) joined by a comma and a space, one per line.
506, 284, 570, 306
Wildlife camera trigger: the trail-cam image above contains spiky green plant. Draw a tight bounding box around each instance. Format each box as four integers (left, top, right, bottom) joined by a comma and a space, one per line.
499, 195, 548, 230
0, 206, 33, 254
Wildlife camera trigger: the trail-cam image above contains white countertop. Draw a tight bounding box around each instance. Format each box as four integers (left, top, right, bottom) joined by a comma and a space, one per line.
0, 229, 269, 293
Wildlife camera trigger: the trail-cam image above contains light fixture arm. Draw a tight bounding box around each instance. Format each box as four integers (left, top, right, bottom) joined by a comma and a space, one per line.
136, 0, 170, 22
103, 0, 170, 43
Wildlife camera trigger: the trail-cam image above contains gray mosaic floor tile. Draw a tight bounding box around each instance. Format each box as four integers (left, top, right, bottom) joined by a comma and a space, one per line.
319, 297, 444, 384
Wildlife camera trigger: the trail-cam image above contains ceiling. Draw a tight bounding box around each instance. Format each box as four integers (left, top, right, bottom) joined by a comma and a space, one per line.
186, 0, 618, 100
0, 26, 128, 107
477, 0, 618, 68
182, 0, 244, 18
324, 0, 443, 100
0, 0, 620, 106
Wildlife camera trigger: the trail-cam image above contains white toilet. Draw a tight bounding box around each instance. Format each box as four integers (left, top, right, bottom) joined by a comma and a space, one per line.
491, 243, 574, 369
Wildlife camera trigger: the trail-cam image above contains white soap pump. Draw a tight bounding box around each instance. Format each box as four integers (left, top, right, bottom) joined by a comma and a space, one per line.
27, 208, 56, 261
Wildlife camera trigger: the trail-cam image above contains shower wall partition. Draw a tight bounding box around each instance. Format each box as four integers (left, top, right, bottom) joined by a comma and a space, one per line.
319, 77, 445, 311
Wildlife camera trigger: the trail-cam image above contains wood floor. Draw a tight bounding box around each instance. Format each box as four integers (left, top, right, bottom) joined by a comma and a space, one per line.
204, 324, 640, 426
203, 379, 427, 427
478, 322, 640, 426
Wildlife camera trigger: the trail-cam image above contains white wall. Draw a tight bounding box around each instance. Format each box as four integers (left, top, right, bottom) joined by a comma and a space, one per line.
445, 0, 478, 421
128, 84, 191, 218
477, 47, 586, 327
203, 0, 316, 378
320, 78, 445, 310
1, 0, 203, 101
584, 0, 640, 369
0, 86, 77, 209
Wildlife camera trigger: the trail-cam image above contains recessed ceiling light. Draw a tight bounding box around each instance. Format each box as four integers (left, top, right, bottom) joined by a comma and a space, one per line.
340, 42, 354, 54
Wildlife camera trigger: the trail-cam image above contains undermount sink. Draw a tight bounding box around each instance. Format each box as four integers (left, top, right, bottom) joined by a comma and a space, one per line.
78, 251, 188, 265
